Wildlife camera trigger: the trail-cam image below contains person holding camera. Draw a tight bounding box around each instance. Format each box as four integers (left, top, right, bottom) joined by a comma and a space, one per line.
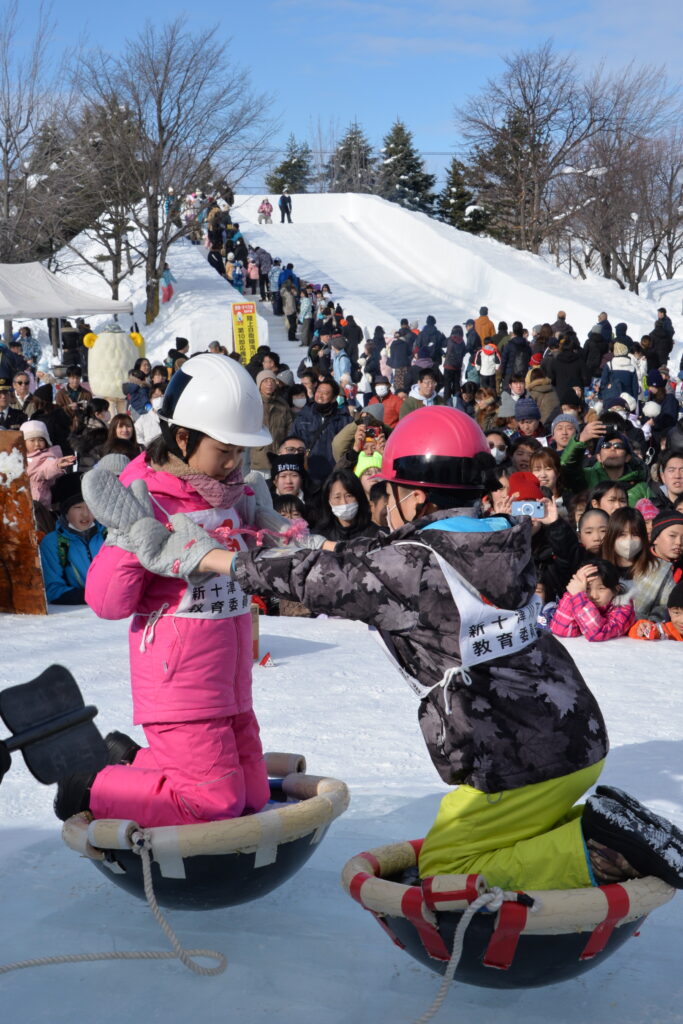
504, 471, 580, 606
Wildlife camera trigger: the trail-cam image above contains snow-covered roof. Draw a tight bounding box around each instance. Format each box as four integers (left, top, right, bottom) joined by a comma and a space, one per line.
0, 261, 133, 319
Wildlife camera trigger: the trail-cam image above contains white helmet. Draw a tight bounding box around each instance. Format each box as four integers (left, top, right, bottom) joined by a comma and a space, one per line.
159, 354, 272, 448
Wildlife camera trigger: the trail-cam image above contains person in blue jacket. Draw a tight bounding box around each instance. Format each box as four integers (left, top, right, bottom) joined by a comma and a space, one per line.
40, 490, 106, 604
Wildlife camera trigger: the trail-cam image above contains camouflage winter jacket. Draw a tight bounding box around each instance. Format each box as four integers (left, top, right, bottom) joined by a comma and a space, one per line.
232, 509, 608, 793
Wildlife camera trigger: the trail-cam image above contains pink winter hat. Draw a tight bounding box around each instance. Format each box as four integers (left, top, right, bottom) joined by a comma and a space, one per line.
635, 498, 659, 522
20, 420, 51, 444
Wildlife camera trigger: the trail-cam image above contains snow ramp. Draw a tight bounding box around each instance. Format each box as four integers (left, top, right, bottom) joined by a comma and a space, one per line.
233, 193, 667, 341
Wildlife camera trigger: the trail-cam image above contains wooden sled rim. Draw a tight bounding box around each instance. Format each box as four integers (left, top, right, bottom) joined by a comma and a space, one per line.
63, 773, 349, 864
342, 839, 675, 935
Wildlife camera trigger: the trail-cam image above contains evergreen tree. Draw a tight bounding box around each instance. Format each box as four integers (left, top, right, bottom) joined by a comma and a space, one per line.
376, 119, 436, 214
265, 134, 313, 194
436, 156, 490, 234
325, 121, 375, 193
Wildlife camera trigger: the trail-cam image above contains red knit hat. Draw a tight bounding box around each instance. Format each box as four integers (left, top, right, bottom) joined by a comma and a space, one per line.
508, 472, 544, 500
529, 352, 543, 367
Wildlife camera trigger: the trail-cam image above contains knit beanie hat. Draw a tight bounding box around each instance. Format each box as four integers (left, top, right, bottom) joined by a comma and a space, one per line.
559, 387, 581, 408
20, 420, 51, 445
514, 397, 541, 420
551, 413, 579, 435
619, 393, 637, 413
650, 510, 683, 546
256, 369, 277, 388
635, 498, 659, 522
354, 451, 383, 479
33, 383, 53, 404
667, 581, 683, 609
498, 392, 517, 418
508, 472, 544, 501
613, 342, 629, 357
529, 352, 543, 367
267, 452, 305, 478
277, 369, 295, 387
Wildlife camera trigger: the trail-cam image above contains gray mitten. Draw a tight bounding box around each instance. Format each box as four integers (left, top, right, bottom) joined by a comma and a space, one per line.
83, 461, 221, 580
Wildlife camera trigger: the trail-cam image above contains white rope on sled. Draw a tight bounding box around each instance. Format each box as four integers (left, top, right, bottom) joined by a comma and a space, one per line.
0, 830, 226, 978
412, 887, 538, 1024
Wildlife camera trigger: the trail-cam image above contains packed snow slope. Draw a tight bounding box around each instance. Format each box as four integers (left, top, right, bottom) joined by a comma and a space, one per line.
0, 611, 681, 1024
234, 191, 683, 352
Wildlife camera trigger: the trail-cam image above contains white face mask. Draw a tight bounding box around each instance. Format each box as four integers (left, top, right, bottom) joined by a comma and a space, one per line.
375, 385, 389, 397
614, 537, 642, 559
151, 395, 164, 411
331, 501, 358, 520
292, 396, 307, 408
490, 446, 507, 465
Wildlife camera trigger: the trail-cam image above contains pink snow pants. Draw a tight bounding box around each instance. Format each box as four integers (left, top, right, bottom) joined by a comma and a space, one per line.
89, 710, 270, 828
161, 283, 174, 303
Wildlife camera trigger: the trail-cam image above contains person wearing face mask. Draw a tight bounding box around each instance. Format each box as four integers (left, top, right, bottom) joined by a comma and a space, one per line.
313, 468, 377, 542
484, 430, 509, 468
90, 403, 683, 892
368, 375, 402, 428
290, 377, 351, 483
39, 488, 106, 604
601, 506, 674, 620
133, 383, 166, 448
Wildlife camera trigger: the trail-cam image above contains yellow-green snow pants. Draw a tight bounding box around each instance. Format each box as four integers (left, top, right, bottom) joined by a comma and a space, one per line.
418, 759, 605, 891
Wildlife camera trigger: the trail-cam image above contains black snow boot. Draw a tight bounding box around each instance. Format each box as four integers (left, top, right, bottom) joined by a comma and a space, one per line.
54, 772, 95, 822
105, 730, 141, 765
583, 788, 683, 889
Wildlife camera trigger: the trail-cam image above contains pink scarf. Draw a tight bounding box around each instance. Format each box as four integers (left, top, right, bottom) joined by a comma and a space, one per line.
157, 454, 246, 508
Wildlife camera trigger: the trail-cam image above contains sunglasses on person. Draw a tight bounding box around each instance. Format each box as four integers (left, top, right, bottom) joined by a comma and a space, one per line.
281, 444, 306, 454
14, 378, 29, 385
601, 441, 626, 451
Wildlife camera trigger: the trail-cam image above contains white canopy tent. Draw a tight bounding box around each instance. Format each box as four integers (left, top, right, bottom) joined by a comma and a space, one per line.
0, 262, 133, 318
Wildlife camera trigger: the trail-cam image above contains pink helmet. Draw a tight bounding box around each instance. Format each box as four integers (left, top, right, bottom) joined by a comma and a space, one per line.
381, 406, 491, 490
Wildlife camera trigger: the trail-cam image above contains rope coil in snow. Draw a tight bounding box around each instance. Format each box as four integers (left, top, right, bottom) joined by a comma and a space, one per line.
0, 830, 226, 978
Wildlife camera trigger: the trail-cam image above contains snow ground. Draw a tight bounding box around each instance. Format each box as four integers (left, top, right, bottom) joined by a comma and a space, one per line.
0, 610, 681, 1024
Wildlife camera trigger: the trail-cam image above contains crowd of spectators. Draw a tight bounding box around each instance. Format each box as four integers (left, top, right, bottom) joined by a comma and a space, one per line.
2, 211, 682, 644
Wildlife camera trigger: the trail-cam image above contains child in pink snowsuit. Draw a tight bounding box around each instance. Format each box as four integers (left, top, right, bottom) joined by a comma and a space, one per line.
20, 420, 75, 507
81, 356, 278, 827
84, 447, 270, 829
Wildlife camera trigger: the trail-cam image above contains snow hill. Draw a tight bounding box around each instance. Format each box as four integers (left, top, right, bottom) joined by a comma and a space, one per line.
39, 191, 682, 375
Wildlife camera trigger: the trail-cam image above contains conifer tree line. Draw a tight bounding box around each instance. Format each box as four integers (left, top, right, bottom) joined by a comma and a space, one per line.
1, 8, 681, 314
266, 41, 683, 294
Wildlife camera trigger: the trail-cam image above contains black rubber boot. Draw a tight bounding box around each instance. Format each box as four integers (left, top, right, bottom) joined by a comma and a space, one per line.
54, 772, 95, 822
583, 789, 683, 889
105, 730, 141, 765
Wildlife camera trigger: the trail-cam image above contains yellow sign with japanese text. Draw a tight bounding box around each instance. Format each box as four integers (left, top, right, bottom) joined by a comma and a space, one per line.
231, 302, 259, 363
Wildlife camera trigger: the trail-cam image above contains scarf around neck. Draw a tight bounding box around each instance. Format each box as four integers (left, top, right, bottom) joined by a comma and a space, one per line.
156, 452, 246, 508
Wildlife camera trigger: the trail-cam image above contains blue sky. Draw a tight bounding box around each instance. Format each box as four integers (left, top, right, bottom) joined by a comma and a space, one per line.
18, 0, 683, 192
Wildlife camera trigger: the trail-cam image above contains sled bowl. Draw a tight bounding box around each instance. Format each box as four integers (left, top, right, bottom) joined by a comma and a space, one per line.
342, 839, 675, 989
61, 753, 349, 911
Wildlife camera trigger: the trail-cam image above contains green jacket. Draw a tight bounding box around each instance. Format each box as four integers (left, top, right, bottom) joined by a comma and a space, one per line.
399, 396, 446, 420
559, 437, 651, 505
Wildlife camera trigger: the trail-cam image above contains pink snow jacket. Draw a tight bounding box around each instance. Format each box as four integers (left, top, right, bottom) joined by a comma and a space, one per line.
550, 591, 634, 642
84, 454, 254, 725
26, 445, 66, 506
